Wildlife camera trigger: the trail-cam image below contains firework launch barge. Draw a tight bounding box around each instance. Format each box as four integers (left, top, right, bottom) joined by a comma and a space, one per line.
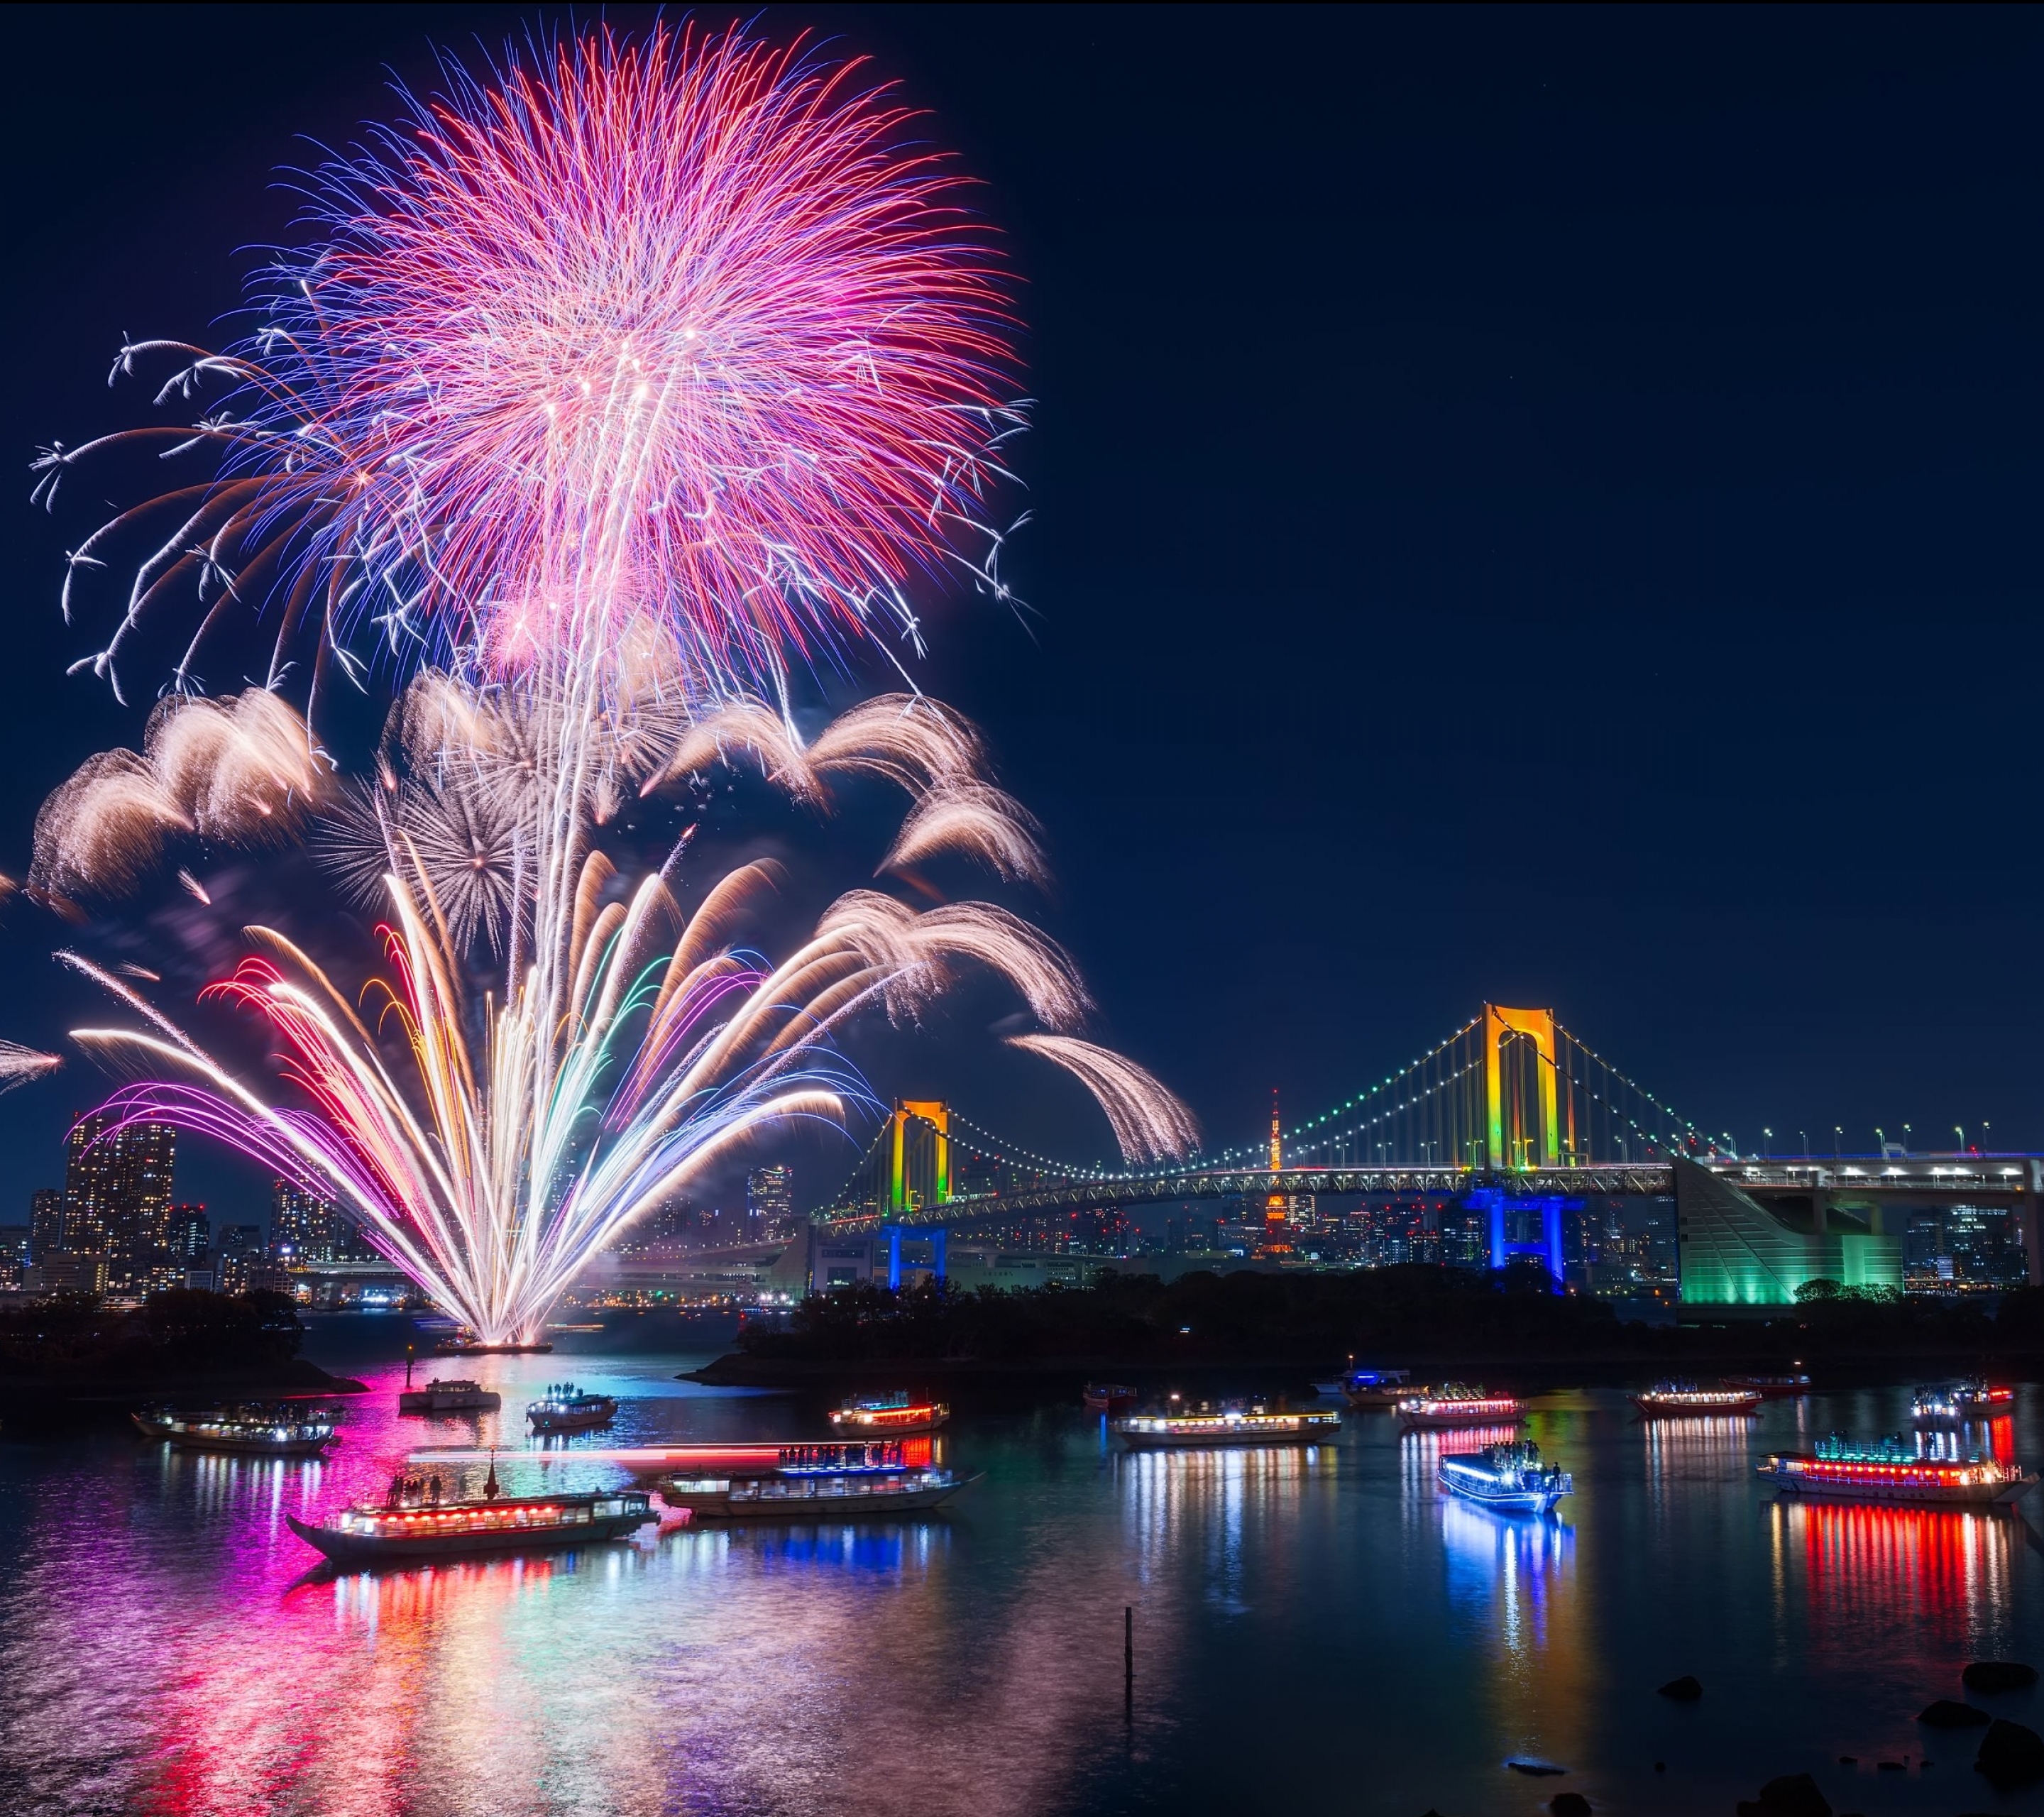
287, 1486, 654, 1563
1759, 1436, 2035, 1508
1112, 1407, 1342, 1449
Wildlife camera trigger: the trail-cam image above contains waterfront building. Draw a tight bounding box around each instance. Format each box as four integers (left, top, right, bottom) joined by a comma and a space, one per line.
747, 1165, 797, 1239
1674, 1158, 1901, 1306
270, 1182, 376, 1264
28, 1187, 63, 1262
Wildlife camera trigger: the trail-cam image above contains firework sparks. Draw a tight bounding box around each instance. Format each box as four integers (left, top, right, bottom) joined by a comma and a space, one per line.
0, 1042, 62, 1096
1004, 1035, 1199, 1164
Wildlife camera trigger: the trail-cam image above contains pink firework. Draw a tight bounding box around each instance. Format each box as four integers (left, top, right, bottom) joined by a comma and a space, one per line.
43, 23, 1022, 706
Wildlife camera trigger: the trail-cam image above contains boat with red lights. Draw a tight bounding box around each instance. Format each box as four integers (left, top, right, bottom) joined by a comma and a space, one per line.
287, 1472, 653, 1563
663, 1442, 978, 1520
1724, 1373, 1812, 1397
1758, 1434, 2035, 1507
527, 1383, 618, 1434
1083, 1383, 1138, 1412
1630, 1380, 1763, 1417
1396, 1385, 1522, 1429
1112, 1403, 1342, 1449
133, 1402, 341, 1457
828, 1390, 948, 1435
1910, 1378, 2013, 1424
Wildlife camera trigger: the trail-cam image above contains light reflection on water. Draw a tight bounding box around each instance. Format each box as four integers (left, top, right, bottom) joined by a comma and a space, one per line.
1, 1340, 2040, 1816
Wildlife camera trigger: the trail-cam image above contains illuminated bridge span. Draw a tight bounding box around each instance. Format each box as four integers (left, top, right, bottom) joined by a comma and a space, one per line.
815, 1004, 2044, 1295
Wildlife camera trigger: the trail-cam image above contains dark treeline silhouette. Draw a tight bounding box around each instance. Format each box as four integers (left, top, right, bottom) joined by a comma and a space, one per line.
735, 1267, 2044, 1370
0, 1288, 306, 1383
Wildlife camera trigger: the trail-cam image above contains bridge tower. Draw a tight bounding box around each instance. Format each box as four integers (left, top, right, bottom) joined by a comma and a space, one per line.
883, 1101, 951, 1288
1483, 1004, 1561, 1173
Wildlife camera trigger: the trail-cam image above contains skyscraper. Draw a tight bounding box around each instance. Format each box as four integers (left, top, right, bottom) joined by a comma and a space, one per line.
62, 1113, 176, 1290
28, 1187, 63, 1263
167, 1205, 211, 1262
747, 1164, 796, 1239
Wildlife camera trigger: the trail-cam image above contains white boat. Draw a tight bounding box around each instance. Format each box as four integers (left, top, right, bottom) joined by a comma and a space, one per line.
397, 1378, 501, 1414
1438, 1440, 1572, 1515
1910, 1378, 2013, 1424
1112, 1405, 1342, 1449
664, 1442, 978, 1520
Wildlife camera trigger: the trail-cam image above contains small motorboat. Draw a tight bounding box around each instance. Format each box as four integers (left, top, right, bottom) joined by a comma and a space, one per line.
1630, 1380, 1763, 1417
828, 1391, 949, 1435
287, 1467, 652, 1563
1910, 1378, 2013, 1424
664, 1442, 979, 1521
1083, 1383, 1138, 1413
133, 1402, 341, 1458
397, 1378, 502, 1415
1438, 1440, 1573, 1515
527, 1384, 619, 1434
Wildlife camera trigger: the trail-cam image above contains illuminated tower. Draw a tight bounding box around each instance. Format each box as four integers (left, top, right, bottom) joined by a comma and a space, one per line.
1263, 1089, 1292, 1253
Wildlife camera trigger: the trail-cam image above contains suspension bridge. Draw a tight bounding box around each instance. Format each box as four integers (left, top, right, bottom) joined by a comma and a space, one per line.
805, 1004, 2044, 1298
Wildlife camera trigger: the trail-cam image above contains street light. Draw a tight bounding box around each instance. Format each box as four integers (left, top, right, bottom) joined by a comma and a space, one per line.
1763, 1127, 1773, 1159
1833, 1126, 1842, 1158
1955, 1126, 1965, 1154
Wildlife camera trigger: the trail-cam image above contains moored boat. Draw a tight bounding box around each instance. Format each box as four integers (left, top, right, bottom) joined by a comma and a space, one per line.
828, 1391, 949, 1435
1112, 1404, 1342, 1449
1396, 1385, 1522, 1429
398, 1378, 501, 1415
1758, 1434, 2035, 1506
1336, 1368, 1412, 1410
664, 1442, 978, 1520
1724, 1373, 1812, 1397
527, 1383, 618, 1434
133, 1403, 340, 1458
1630, 1380, 1763, 1417
1439, 1441, 1573, 1514
1910, 1378, 2012, 1424
287, 1473, 652, 1563
1083, 1383, 1138, 1412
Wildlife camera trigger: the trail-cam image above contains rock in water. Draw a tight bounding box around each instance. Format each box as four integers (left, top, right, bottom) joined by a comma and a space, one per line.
1918, 1698, 1991, 1728
1976, 1718, 2044, 1789
1733, 1772, 1831, 1817
1965, 1661, 2040, 1694
1549, 1796, 1590, 1817
1657, 1674, 1704, 1701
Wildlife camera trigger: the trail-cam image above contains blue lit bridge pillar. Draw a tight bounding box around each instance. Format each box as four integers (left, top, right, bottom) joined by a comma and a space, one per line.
884, 1224, 903, 1290
932, 1227, 947, 1281
1469, 1189, 1567, 1291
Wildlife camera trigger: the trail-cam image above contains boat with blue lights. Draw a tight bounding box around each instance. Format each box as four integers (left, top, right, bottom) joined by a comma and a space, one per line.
662, 1442, 979, 1520
133, 1402, 341, 1457
1438, 1441, 1573, 1514
828, 1390, 949, 1434
287, 1469, 652, 1562
1909, 1378, 2012, 1424
526, 1383, 618, 1434
1113, 1403, 1342, 1448
1324, 1367, 1410, 1409
1396, 1385, 1522, 1429
1630, 1380, 1763, 1417
1758, 1434, 2034, 1506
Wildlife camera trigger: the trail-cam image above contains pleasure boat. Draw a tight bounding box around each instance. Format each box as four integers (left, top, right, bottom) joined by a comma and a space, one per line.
1395, 1385, 1522, 1429
1910, 1378, 2013, 1424
1630, 1380, 1763, 1417
828, 1391, 949, 1435
664, 1442, 979, 1520
1335, 1368, 1412, 1410
1438, 1440, 1573, 1515
527, 1384, 619, 1434
1112, 1402, 1343, 1449
287, 1469, 652, 1562
1082, 1383, 1138, 1412
1724, 1373, 1812, 1397
397, 1378, 501, 1415
133, 1403, 340, 1458
1759, 1434, 2034, 1507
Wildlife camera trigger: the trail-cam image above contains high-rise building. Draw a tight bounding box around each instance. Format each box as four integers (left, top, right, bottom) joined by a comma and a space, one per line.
167, 1205, 211, 1262
216, 1224, 278, 1296
746, 1165, 796, 1239
270, 1182, 375, 1264
62, 1113, 176, 1290
28, 1187, 64, 1262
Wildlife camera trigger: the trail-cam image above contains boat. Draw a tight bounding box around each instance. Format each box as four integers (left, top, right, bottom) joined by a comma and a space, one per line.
1910, 1378, 2013, 1424
434, 1334, 554, 1356
1396, 1385, 1522, 1429
1630, 1380, 1763, 1417
1758, 1433, 2035, 1506
287, 1470, 653, 1563
664, 1442, 979, 1520
1112, 1403, 1343, 1449
397, 1378, 502, 1415
1335, 1368, 1412, 1409
526, 1383, 619, 1434
1438, 1440, 1573, 1514
1724, 1373, 1813, 1397
133, 1402, 340, 1458
828, 1391, 949, 1435
1083, 1383, 1138, 1412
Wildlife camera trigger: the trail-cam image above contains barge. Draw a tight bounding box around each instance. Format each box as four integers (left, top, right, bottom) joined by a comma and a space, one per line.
1396, 1386, 1522, 1429
1630, 1380, 1763, 1417
133, 1403, 340, 1458
1113, 1405, 1343, 1449
1759, 1434, 2034, 1507
1439, 1441, 1573, 1515
664, 1442, 977, 1520
287, 1474, 652, 1563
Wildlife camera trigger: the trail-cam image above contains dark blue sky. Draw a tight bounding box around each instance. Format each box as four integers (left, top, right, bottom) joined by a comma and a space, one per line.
2, 5, 2040, 1220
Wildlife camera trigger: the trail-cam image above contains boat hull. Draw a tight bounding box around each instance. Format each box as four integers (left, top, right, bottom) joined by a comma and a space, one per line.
1439, 1478, 1566, 1515
1343, 1386, 1407, 1410
1765, 1472, 2033, 1507
397, 1391, 501, 1414
1630, 1393, 1762, 1417
669, 1473, 980, 1521
529, 1407, 616, 1434
434, 1340, 554, 1356
1399, 1407, 1521, 1429
1114, 1417, 1341, 1449
828, 1412, 948, 1436
133, 1415, 334, 1457
286, 1508, 649, 1563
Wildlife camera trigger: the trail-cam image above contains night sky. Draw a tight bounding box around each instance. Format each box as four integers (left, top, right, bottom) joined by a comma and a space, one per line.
2, 5, 2040, 1222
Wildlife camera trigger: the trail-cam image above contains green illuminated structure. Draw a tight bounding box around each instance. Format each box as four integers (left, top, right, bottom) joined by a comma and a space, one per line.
1674, 1159, 1901, 1305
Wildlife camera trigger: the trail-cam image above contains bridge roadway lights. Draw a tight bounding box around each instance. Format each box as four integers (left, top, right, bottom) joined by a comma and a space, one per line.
1468, 1187, 1571, 1290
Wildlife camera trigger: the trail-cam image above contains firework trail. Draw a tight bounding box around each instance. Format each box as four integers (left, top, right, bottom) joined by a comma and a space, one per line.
0, 1042, 62, 1096
38, 22, 1022, 714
